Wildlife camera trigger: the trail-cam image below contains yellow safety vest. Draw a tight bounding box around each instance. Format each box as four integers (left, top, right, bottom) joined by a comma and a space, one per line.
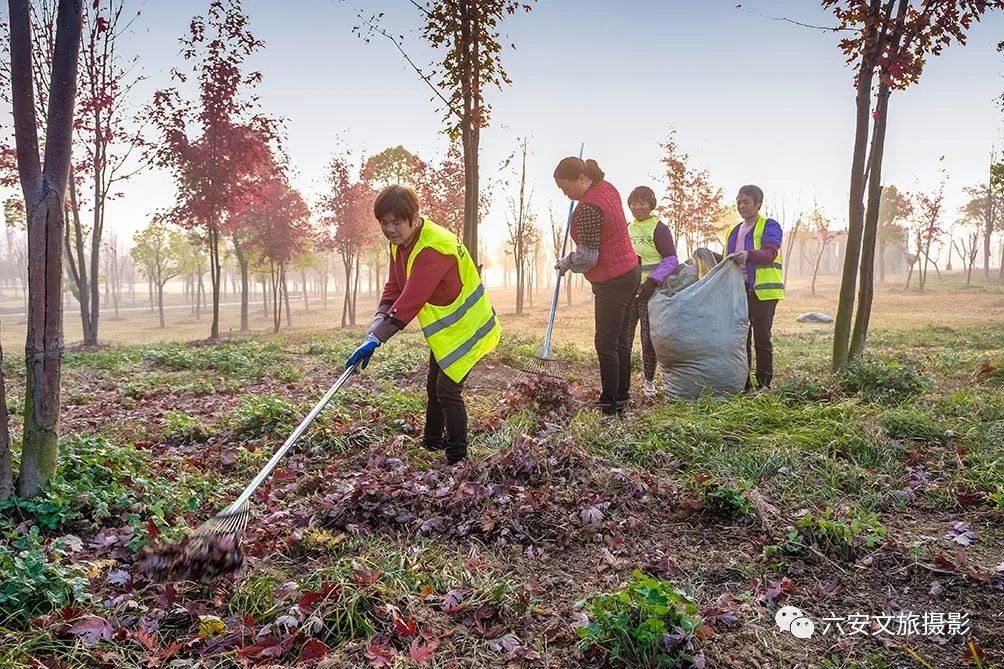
724, 215, 785, 301
391, 218, 501, 383
628, 216, 661, 281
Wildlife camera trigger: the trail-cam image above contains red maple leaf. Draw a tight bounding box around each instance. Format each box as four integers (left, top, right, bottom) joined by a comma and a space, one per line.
409, 637, 439, 665
393, 617, 418, 637
297, 639, 328, 663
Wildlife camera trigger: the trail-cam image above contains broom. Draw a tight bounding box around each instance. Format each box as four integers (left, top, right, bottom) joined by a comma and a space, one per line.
141, 363, 359, 581
517, 143, 583, 380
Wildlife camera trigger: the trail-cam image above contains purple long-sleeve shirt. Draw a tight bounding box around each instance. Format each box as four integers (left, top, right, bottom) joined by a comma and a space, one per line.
647, 221, 679, 284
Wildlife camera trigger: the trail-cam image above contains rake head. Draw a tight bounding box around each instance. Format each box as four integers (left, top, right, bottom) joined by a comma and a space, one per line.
139, 502, 249, 583
193, 501, 250, 538
516, 352, 562, 381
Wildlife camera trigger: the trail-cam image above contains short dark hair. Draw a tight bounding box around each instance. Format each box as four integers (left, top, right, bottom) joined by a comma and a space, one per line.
373, 185, 420, 222
627, 186, 657, 209
738, 184, 764, 208
553, 157, 605, 183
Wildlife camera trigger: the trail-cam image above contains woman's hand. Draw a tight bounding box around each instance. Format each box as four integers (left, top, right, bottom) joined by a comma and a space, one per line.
638, 278, 658, 301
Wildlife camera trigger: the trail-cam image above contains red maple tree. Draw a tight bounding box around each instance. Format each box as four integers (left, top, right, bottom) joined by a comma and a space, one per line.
244, 169, 313, 333
321, 153, 374, 327
148, 0, 276, 340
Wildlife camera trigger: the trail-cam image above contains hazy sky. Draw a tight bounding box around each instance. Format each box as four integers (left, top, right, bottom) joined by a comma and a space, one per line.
7, 0, 1004, 254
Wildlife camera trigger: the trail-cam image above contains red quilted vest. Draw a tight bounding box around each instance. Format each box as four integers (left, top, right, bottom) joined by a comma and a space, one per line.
572, 180, 639, 284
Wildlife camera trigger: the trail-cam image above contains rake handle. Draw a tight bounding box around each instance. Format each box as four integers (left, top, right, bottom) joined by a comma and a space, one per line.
542, 142, 584, 358
221, 363, 358, 515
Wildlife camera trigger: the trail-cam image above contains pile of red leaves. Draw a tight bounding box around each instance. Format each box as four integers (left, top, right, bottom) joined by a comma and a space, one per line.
318, 442, 672, 546
139, 531, 245, 583
501, 374, 578, 419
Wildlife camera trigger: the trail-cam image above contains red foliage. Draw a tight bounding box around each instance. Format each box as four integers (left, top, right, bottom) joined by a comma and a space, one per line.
415, 142, 466, 236
320, 154, 375, 263
823, 0, 1004, 90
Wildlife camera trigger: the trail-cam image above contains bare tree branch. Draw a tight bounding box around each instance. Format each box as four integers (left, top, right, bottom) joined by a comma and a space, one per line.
733, 2, 851, 32
340, 0, 462, 120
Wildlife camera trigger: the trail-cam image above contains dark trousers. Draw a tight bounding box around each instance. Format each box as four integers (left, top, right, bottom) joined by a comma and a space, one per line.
626, 291, 657, 382
746, 290, 778, 389
424, 351, 468, 463
592, 265, 641, 413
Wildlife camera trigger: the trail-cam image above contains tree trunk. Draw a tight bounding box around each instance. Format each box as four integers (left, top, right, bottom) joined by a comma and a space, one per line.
262, 277, 268, 318
831, 3, 879, 372
0, 341, 12, 501
19, 193, 67, 497
850, 80, 891, 359
301, 268, 309, 311
811, 246, 826, 296
232, 234, 250, 331
65, 178, 93, 344
208, 224, 221, 339
157, 282, 166, 328
341, 256, 352, 328
351, 254, 360, 325
985, 175, 994, 280
999, 240, 1004, 283
283, 266, 292, 328
11, 0, 83, 497
459, 0, 480, 271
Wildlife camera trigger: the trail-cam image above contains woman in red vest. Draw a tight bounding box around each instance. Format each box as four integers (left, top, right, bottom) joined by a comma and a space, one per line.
553, 157, 641, 416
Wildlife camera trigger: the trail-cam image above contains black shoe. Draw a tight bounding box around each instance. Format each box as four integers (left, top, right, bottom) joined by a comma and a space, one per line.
445, 443, 467, 465
423, 439, 445, 452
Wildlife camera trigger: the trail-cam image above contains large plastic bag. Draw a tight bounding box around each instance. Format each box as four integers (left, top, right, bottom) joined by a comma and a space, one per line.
649, 254, 749, 398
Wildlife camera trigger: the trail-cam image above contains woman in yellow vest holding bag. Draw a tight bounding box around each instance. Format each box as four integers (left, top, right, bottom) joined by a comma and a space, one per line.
625, 186, 678, 397
346, 185, 501, 465
724, 184, 784, 390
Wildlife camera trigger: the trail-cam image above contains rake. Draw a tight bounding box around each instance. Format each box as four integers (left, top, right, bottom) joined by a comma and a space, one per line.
191, 363, 359, 541
517, 144, 583, 380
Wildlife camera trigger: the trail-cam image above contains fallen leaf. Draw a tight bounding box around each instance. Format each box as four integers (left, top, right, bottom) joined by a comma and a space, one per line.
393, 617, 417, 637
929, 580, 943, 597
106, 569, 131, 587
297, 638, 327, 663
442, 589, 466, 613
60, 534, 84, 553
364, 640, 395, 668
198, 615, 228, 639
409, 637, 439, 664
68, 617, 113, 645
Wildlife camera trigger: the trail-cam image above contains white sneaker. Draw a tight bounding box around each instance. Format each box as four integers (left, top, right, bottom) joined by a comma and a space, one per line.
643, 380, 657, 397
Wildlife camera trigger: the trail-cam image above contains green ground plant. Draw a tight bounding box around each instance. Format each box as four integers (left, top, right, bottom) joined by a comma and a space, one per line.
576, 570, 704, 669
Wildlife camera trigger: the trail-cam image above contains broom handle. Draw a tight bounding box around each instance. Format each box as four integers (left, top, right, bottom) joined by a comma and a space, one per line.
224, 364, 358, 513
542, 142, 584, 357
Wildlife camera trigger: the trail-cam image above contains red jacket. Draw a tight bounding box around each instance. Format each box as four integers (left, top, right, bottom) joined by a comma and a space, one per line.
573, 180, 638, 283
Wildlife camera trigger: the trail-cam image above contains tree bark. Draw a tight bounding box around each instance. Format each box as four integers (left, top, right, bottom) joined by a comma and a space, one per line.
65, 178, 93, 343
283, 265, 292, 328
351, 254, 360, 325
232, 234, 250, 331
208, 222, 221, 338
850, 78, 892, 359
157, 282, 166, 328
301, 267, 309, 311
0, 341, 12, 501
12, 0, 83, 498
341, 256, 352, 328
831, 0, 882, 372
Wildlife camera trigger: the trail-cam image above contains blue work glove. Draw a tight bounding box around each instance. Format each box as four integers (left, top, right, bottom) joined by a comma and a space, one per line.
346, 334, 380, 370
554, 255, 572, 276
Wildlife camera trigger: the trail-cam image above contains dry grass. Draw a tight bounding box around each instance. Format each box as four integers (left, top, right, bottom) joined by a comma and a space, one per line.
1, 271, 1002, 351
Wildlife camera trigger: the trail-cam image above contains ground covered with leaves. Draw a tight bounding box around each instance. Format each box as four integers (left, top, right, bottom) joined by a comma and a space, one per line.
1, 324, 1003, 668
